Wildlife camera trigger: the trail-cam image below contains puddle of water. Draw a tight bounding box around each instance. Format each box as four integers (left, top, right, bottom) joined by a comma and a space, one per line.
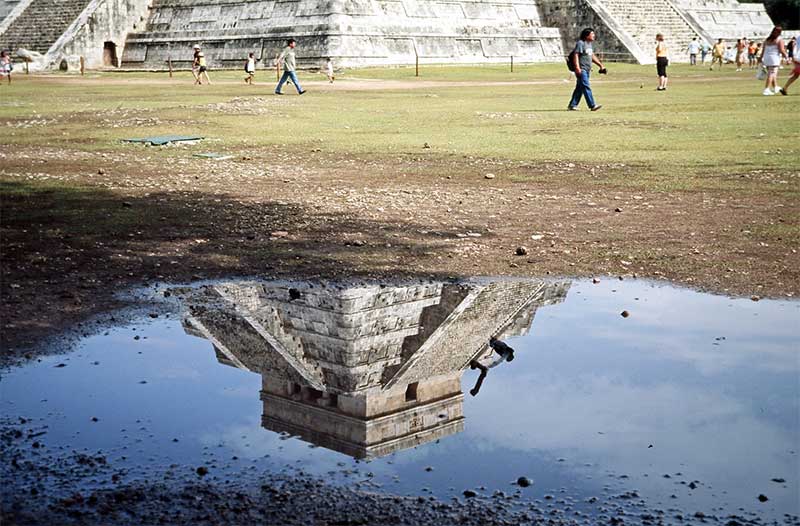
1, 278, 798, 522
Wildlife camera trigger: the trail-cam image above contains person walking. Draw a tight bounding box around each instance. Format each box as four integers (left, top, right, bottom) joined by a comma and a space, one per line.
567, 28, 606, 111
274, 38, 306, 95
778, 44, 800, 95
244, 52, 256, 84
191, 45, 201, 83
656, 34, 669, 91
324, 57, 335, 83
700, 39, 710, 64
735, 38, 746, 71
759, 26, 788, 96
0, 50, 12, 85
787, 36, 796, 64
711, 39, 725, 70
193, 45, 211, 85
748, 40, 759, 68
687, 37, 700, 66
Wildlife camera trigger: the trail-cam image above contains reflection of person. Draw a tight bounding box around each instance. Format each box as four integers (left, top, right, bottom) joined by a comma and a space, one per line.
275, 38, 306, 95
468, 337, 515, 396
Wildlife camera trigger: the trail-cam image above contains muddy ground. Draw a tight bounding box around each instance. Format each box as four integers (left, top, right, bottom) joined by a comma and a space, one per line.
2, 142, 798, 365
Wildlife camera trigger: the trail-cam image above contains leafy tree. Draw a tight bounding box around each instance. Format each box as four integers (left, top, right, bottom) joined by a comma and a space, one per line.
739, 0, 800, 29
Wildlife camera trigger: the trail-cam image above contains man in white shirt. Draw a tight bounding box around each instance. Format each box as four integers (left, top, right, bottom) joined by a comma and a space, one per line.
688, 37, 700, 65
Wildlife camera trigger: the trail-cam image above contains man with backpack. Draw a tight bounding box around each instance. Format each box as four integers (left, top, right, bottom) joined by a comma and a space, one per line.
567, 28, 607, 111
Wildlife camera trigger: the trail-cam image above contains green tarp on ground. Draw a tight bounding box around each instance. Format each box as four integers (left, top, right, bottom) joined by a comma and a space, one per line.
122, 135, 204, 146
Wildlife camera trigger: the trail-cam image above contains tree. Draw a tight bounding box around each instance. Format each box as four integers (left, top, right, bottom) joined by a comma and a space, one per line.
739, 0, 800, 29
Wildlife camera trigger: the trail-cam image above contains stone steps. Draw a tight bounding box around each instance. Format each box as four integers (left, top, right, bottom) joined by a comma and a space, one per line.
0, 0, 91, 53
599, 0, 699, 57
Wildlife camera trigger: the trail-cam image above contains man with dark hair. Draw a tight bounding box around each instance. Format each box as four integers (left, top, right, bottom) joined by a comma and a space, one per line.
468, 337, 516, 396
568, 28, 606, 111
275, 38, 306, 95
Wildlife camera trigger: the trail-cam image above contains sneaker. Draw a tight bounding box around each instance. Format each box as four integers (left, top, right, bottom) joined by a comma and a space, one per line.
567, 106, 579, 111
778, 87, 787, 96
762, 88, 774, 96
590, 105, 603, 112
274, 91, 282, 95
299, 89, 307, 95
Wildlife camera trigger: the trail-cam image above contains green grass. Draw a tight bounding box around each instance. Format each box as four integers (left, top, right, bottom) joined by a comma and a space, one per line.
1, 63, 797, 194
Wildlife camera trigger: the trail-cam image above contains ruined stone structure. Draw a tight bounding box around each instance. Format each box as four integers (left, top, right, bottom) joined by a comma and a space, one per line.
182, 278, 569, 459
0, 0, 775, 70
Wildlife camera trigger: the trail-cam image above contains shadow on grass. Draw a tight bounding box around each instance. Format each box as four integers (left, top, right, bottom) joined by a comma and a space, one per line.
0, 180, 485, 358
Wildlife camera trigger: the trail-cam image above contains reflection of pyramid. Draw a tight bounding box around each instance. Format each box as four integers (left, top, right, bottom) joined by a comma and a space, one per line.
183, 278, 569, 458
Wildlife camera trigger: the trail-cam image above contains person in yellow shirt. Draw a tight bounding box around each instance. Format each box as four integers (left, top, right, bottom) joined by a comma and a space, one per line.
711, 38, 725, 70
656, 34, 669, 91
193, 45, 211, 85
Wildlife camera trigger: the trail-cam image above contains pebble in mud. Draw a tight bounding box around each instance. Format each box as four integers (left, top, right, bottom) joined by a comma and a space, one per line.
516, 477, 533, 488
757, 494, 769, 502
620, 310, 630, 318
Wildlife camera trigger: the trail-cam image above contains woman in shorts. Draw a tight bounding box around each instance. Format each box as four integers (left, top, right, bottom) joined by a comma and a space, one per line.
655, 34, 669, 91
759, 27, 787, 96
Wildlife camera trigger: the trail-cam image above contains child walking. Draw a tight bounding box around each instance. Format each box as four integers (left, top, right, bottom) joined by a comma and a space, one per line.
244, 52, 256, 84
325, 58, 334, 83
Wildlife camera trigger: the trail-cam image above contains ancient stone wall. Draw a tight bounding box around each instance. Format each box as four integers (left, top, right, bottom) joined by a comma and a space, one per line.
120, 0, 566, 69
671, 0, 774, 41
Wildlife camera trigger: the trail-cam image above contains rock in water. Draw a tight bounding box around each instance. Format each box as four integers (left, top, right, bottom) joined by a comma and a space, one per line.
517, 477, 533, 488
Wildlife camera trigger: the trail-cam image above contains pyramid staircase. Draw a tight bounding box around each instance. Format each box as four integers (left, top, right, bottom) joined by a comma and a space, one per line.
0, 0, 91, 54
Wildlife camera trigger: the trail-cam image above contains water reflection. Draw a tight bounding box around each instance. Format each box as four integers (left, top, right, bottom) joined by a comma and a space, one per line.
181, 279, 569, 458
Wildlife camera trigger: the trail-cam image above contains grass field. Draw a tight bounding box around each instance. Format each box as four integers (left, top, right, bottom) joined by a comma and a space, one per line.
2, 63, 797, 193
1, 63, 798, 354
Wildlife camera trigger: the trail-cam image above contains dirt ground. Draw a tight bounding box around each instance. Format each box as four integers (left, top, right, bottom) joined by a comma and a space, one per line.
2, 136, 798, 364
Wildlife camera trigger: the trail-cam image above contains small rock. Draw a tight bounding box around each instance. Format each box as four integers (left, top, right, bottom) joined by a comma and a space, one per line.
196, 466, 209, 477
162, 290, 171, 298
54, 363, 67, 368
592, 278, 600, 284
91, 417, 98, 422
484, 173, 495, 180
751, 295, 760, 302
757, 494, 768, 502
516, 477, 533, 488
352, 240, 365, 247
462, 490, 477, 498
423, 143, 431, 149
614, 207, 622, 213
621, 310, 630, 318
98, 169, 105, 175
122, 202, 132, 208
515, 246, 528, 256
771, 478, 785, 483
270, 231, 289, 238
688, 482, 697, 489
425, 466, 433, 472
148, 313, 158, 319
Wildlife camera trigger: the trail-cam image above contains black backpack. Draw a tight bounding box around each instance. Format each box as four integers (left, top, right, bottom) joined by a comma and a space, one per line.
565, 50, 577, 72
